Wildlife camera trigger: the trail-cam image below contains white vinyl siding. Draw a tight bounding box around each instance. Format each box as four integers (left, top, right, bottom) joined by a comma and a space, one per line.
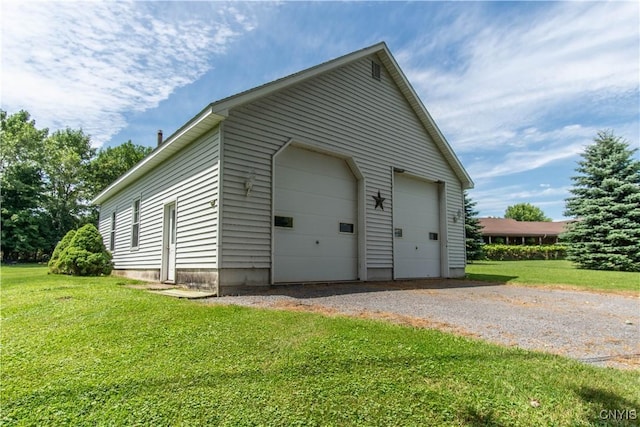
221, 55, 465, 271
97, 127, 220, 270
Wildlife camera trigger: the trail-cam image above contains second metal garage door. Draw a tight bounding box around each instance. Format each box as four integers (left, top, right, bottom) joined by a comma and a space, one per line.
274, 146, 358, 283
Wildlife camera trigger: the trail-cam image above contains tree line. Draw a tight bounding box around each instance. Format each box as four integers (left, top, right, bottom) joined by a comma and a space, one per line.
465, 130, 639, 272
1, 110, 152, 262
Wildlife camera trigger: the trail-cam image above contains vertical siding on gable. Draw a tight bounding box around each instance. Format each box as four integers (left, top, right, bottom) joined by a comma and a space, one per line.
222, 55, 466, 271
97, 127, 220, 270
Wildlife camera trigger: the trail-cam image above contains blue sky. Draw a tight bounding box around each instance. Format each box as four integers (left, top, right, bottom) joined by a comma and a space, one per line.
2, 1, 638, 220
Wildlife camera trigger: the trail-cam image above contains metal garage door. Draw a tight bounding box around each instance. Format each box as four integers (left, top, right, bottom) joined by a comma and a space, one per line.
393, 173, 441, 278
274, 146, 358, 282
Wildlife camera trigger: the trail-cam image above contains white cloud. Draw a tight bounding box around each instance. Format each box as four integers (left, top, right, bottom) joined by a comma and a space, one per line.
470, 184, 572, 220
0, 1, 259, 146
466, 125, 593, 180
398, 2, 639, 153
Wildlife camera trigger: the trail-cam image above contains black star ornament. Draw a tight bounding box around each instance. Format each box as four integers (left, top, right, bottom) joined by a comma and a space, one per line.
373, 190, 385, 210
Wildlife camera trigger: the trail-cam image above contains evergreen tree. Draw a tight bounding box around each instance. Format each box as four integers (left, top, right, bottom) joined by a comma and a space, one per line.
48, 229, 76, 274
563, 130, 640, 272
53, 224, 112, 276
464, 192, 484, 261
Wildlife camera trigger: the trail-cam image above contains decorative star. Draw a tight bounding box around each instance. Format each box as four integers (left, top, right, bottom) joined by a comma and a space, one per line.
372, 190, 385, 210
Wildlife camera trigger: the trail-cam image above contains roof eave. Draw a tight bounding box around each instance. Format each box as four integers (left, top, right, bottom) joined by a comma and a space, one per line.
91, 106, 227, 206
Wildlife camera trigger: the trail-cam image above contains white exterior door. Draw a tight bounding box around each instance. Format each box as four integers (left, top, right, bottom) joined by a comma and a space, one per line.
393, 173, 441, 278
164, 203, 177, 282
274, 146, 358, 283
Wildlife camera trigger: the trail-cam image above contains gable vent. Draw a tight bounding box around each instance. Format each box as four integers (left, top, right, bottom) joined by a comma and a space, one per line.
371, 61, 381, 80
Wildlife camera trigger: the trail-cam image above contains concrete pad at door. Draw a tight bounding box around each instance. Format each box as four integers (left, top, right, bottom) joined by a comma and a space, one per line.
152, 289, 217, 299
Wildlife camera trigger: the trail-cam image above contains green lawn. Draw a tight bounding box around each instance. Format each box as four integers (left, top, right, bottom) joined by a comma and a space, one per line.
466, 260, 640, 293
2, 266, 639, 426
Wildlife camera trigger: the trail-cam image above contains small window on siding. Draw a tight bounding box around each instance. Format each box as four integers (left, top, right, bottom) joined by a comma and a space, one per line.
339, 222, 354, 234
429, 232, 439, 241
110, 212, 116, 252
371, 61, 381, 80
394, 228, 403, 238
131, 199, 140, 248
274, 216, 293, 228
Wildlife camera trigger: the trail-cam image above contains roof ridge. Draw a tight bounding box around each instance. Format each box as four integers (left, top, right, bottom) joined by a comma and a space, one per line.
208, 42, 388, 111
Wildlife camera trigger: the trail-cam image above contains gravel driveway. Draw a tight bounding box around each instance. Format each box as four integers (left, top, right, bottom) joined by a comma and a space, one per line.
205, 280, 640, 369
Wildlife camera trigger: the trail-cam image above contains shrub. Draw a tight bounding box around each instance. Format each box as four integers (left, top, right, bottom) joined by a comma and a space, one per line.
51, 224, 112, 276
48, 229, 76, 274
483, 244, 567, 261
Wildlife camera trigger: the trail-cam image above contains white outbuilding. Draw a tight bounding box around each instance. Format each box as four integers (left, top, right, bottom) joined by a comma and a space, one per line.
92, 42, 474, 295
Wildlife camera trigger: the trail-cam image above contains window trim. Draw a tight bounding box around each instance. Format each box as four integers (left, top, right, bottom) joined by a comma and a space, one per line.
339, 222, 355, 234
110, 211, 116, 252
371, 61, 381, 80
274, 215, 294, 229
131, 199, 141, 249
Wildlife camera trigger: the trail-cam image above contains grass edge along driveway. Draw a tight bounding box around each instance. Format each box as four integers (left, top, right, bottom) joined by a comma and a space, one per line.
2, 265, 639, 426
465, 260, 640, 294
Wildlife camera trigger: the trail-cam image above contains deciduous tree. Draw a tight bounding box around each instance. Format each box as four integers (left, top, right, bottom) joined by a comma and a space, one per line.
42, 128, 95, 244
0, 164, 52, 261
505, 203, 551, 222
0, 110, 48, 170
86, 140, 152, 198
1, 109, 150, 262
0, 110, 51, 261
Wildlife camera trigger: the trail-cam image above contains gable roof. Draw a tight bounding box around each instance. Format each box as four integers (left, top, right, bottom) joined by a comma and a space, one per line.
479, 218, 574, 237
92, 42, 473, 205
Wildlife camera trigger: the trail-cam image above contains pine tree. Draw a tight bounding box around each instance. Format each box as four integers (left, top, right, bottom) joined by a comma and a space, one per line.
563, 130, 640, 272
464, 192, 485, 261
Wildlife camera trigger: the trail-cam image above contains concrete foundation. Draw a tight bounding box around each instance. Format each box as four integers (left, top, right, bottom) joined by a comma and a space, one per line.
112, 266, 467, 296
218, 268, 271, 296
176, 269, 219, 294
449, 267, 466, 278
112, 269, 160, 282
366, 268, 393, 281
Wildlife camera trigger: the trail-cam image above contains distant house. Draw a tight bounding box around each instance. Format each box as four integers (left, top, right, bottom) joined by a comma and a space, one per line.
478, 218, 573, 245
91, 42, 473, 295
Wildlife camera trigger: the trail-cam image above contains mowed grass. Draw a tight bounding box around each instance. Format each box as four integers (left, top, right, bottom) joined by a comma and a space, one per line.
1, 266, 639, 426
466, 260, 640, 293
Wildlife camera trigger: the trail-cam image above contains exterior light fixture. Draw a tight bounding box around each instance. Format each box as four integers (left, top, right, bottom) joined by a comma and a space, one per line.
245, 179, 253, 196
245, 172, 256, 197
